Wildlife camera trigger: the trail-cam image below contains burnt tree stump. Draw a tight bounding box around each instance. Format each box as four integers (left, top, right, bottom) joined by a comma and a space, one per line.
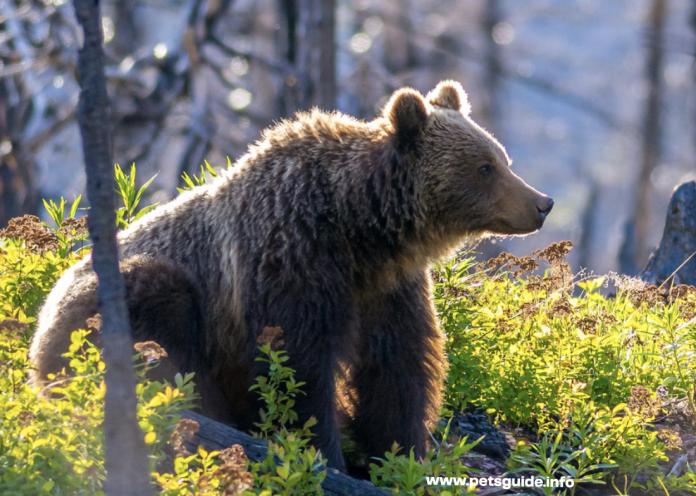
641, 181, 696, 287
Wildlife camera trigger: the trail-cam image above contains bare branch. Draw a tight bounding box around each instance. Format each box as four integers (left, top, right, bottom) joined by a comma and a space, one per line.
0, 60, 40, 79
205, 33, 293, 74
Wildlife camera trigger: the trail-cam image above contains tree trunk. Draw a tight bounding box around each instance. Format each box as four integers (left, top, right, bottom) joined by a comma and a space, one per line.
113, 0, 138, 57
0, 0, 45, 226
277, 0, 299, 116
578, 180, 600, 271
482, 0, 502, 136
317, 0, 337, 110
382, 0, 414, 75
72, 1, 152, 494
477, 0, 505, 263
632, 0, 666, 268
278, 0, 336, 115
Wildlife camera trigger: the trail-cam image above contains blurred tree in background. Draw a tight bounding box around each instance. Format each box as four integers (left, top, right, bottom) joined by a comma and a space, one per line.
1, 0, 696, 275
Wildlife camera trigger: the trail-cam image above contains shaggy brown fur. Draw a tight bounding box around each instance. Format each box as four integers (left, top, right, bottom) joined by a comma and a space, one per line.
29, 81, 552, 471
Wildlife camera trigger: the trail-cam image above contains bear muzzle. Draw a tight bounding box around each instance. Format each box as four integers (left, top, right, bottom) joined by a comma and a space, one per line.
489, 193, 553, 235
536, 197, 554, 225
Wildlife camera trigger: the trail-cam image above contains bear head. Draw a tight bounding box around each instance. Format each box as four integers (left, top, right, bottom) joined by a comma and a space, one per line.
383, 80, 553, 239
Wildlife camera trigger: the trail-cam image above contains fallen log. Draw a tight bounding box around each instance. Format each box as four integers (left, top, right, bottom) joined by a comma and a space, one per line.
180, 410, 392, 496
641, 180, 696, 287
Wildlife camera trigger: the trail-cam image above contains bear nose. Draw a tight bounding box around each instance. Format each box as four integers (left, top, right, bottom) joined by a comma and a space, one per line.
537, 198, 554, 220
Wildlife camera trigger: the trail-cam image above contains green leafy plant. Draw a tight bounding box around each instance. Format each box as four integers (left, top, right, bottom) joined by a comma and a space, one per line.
434, 243, 696, 493
153, 335, 328, 496
0, 238, 81, 321
0, 327, 198, 495
178, 160, 222, 192
154, 443, 255, 496
368, 420, 480, 495
247, 330, 327, 495
649, 303, 696, 420
114, 163, 159, 229
249, 430, 326, 496
508, 432, 575, 496
508, 428, 615, 496
43, 195, 81, 228
250, 342, 307, 439
43, 195, 89, 257
0, 328, 106, 495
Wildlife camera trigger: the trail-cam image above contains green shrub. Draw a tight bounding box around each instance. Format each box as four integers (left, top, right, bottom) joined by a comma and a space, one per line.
247, 327, 327, 495
434, 245, 696, 494
368, 420, 481, 495
0, 327, 197, 495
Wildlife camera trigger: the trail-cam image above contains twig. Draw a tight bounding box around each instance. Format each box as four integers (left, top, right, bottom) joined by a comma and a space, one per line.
205, 33, 293, 74
656, 250, 696, 291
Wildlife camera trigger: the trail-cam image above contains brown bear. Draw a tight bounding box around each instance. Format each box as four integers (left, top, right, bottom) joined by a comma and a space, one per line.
29, 81, 553, 472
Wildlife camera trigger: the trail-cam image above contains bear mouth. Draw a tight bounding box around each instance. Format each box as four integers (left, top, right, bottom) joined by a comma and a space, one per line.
488, 218, 543, 236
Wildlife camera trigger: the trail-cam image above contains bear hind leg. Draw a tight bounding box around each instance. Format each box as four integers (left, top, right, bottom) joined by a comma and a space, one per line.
30, 255, 207, 387
120, 255, 208, 381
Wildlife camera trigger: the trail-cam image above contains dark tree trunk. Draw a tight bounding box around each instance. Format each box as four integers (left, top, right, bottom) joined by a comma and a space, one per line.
578, 180, 600, 271
478, 0, 505, 263
277, 0, 299, 116
632, 0, 666, 267
295, 1, 314, 109
277, 0, 336, 115
317, 0, 337, 110
113, 0, 138, 57
0, 1, 43, 227
72, 1, 152, 494
482, 0, 502, 136
383, 0, 415, 75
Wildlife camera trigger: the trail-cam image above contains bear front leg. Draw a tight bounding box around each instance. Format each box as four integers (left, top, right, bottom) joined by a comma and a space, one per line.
246, 274, 355, 472
349, 269, 447, 462
285, 341, 346, 470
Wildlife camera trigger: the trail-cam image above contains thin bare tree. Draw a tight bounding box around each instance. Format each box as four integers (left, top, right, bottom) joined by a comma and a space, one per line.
72, 0, 152, 493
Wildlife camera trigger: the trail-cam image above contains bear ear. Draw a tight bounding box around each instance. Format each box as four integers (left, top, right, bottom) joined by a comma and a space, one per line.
383, 88, 429, 148
426, 80, 471, 115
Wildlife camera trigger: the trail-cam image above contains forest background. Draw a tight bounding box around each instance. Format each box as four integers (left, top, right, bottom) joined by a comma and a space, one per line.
0, 0, 694, 276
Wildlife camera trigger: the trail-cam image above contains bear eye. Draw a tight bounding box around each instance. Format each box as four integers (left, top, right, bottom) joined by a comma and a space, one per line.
478, 164, 494, 176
